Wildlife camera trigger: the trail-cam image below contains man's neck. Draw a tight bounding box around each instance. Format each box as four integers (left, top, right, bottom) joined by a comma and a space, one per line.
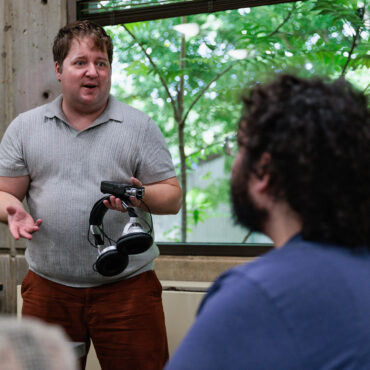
263, 202, 302, 248
61, 99, 108, 131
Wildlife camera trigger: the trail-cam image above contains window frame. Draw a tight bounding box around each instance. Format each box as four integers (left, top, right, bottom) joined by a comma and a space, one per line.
66, 0, 302, 255
157, 242, 273, 257
67, 0, 302, 25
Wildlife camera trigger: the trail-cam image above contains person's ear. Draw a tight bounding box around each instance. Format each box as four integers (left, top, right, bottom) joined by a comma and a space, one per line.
55, 62, 62, 82
254, 152, 271, 193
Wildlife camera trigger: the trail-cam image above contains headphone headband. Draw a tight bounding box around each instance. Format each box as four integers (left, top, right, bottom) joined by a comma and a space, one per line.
89, 196, 111, 226
88, 195, 153, 276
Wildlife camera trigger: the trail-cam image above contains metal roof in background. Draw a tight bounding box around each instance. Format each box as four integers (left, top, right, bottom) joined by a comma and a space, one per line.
72, 0, 302, 25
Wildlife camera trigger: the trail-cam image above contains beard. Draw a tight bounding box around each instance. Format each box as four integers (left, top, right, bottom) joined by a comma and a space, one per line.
230, 171, 268, 234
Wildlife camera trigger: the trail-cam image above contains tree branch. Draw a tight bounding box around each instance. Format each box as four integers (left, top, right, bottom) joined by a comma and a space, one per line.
122, 24, 178, 115
242, 230, 253, 243
363, 82, 370, 94
341, 7, 364, 77
268, 3, 297, 37
341, 27, 361, 77
181, 62, 236, 126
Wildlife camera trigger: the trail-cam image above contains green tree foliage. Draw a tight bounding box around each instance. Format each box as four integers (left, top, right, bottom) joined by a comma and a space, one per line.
105, 0, 369, 241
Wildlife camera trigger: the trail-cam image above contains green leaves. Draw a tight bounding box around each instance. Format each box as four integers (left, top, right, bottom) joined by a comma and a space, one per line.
105, 0, 369, 241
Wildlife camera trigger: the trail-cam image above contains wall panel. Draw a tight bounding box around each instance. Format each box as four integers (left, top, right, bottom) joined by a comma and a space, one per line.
0, 0, 67, 313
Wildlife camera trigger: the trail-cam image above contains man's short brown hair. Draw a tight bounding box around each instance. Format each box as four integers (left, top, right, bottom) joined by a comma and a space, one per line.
53, 20, 113, 68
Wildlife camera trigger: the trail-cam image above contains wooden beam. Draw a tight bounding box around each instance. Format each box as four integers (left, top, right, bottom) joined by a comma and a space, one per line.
76, 0, 303, 26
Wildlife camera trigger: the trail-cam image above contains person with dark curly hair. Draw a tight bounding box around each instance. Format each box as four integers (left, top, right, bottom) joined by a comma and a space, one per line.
165, 74, 370, 370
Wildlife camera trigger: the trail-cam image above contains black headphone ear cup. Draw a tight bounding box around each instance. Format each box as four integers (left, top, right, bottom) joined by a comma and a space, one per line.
117, 232, 153, 255
94, 247, 129, 277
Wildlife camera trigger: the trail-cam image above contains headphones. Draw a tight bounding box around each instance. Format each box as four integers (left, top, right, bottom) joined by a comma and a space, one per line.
88, 195, 153, 277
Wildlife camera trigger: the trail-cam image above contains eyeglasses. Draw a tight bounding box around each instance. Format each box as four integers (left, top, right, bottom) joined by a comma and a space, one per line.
223, 134, 238, 157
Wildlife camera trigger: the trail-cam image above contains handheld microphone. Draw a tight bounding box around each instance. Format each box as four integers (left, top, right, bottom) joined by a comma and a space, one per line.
100, 181, 145, 201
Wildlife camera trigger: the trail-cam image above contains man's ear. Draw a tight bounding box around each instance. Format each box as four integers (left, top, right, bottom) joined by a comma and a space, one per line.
254, 152, 271, 193
55, 62, 62, 81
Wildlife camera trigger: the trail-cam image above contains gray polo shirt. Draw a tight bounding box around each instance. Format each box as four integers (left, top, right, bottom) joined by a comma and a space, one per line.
0, 95, 176, 287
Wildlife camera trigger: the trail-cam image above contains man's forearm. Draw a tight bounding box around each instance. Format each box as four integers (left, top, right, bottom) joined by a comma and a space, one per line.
103, 176, 182, 215
0, 175, 30, 223
0, 191, 25, 223
140, 182, 182, 215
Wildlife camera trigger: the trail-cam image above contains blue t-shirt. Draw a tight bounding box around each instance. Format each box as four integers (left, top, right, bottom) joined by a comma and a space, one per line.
165, 234, 370, 370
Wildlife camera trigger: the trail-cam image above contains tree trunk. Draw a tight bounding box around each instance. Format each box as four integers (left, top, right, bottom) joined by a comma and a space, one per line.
178, 119, 187, 242
178, 17, 187, 242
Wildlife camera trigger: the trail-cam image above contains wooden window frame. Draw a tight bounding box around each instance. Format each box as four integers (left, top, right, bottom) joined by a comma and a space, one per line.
67, 0, 302, 25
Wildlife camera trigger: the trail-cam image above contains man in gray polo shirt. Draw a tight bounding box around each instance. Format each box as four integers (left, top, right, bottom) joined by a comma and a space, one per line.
0, 20, 181, 370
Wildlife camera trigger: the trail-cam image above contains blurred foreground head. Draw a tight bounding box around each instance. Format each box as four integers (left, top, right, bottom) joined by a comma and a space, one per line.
233, 74, 369, 247
0, 317, 78, 370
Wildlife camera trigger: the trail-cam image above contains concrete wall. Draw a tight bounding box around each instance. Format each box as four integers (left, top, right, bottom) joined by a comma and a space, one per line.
0, 0, 65, 134
0, 0, 67, 313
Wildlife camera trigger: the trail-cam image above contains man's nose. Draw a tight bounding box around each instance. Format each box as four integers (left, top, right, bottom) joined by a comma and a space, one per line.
86, 63, 98, 77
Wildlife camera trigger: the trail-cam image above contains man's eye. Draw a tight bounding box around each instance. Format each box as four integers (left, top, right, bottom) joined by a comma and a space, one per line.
97, 62, 107, 67
76, 61, 85, 66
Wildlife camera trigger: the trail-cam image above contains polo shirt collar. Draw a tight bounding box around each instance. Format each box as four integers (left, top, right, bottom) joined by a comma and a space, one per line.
44, 95, 65, 121
44, 94, 124, 126
94, 95, 123, 125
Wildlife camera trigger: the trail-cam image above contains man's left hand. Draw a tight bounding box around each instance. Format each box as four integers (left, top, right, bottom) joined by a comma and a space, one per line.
102, 177, 143, 212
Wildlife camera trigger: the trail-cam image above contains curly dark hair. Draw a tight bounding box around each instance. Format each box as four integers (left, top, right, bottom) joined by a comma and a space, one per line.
53, 20, 113, 68
239, 74, 370, 247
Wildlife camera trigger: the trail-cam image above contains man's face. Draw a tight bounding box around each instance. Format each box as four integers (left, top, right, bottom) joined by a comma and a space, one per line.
55, 37, 111, 114
231, 143, 268, 233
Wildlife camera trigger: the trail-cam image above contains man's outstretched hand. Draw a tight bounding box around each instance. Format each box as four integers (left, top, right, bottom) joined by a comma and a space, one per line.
6, 206, 42, 240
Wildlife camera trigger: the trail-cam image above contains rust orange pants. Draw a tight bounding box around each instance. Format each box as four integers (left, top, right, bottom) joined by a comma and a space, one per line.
21, 270, 169, 370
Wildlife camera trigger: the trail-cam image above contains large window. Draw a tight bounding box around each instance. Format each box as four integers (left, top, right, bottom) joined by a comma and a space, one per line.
69, 0, 369, 246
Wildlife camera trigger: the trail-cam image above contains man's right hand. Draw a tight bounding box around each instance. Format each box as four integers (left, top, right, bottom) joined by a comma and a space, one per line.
7, 206, 42, 240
